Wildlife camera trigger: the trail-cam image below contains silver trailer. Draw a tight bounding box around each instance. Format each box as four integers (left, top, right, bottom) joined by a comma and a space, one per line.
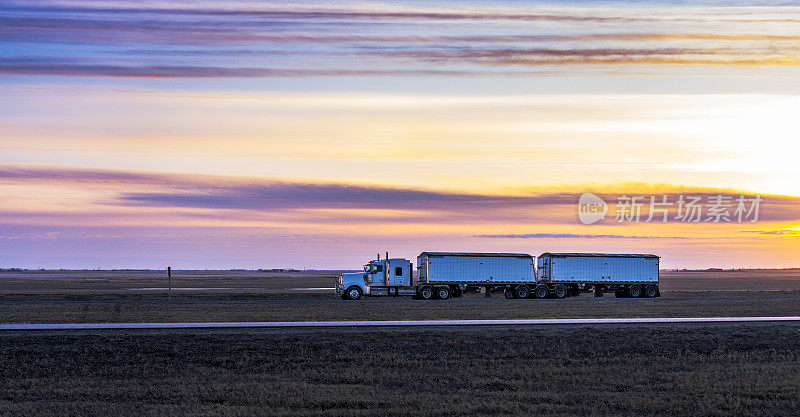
536, 252, 660, 298
336, 252, 537, 300
417, 252, 535, 284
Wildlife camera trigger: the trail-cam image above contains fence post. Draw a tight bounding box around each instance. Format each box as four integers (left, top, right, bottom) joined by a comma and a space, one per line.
167, 266, 172, 299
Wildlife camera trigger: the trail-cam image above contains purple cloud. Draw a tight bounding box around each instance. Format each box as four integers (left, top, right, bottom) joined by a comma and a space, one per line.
3, 1, 800, 80
474, 233, 688, 239
2, 165, 798, 223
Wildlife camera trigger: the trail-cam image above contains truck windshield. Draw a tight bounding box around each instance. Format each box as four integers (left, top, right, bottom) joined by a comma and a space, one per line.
363, 264, 382, 273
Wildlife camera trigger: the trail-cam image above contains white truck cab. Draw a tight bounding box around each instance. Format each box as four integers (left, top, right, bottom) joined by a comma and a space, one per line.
336, 257, 413, 300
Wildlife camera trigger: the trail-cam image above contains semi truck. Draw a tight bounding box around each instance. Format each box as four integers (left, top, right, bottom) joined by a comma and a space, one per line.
335, 251, 659, 300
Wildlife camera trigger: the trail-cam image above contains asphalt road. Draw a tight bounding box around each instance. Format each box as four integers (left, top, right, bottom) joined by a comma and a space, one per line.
2, 316, 800, 330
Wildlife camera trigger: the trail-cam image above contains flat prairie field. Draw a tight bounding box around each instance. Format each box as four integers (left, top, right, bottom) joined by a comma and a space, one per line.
2, 324, 800, 416
1, 268, 800, 294
2, 270, 800, 416
0, 269, 341, 293
1, 269, 800, 324
659, 269, 800, 291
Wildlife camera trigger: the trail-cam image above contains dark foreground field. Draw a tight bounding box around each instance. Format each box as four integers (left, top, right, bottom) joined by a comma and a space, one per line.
2, 324, 800, 416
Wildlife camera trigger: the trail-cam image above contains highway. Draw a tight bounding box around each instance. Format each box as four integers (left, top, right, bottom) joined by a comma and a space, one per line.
2, 316, 800, 330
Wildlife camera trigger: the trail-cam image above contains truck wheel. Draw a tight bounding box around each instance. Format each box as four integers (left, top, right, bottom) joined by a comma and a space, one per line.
504, 288, 515, 299
534, 285, 549, 299
436, 286, 451, 300
344, 286, 362, 300
644, 285, 658, 298
515, 285, 530, 299
418, 285, 434, 300
628, 285, 643, 298
554, 285, 568, 299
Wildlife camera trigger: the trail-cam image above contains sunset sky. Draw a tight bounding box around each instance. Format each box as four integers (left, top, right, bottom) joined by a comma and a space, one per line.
1, 0, 799, 269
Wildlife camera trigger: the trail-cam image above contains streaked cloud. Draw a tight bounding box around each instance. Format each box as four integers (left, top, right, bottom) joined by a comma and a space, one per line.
473, 233, 688, 239
0, 165, 184, 185
0, 63, 481, 78
742, 229, 800, 236
2, 165, 799, 225
3, 0, 800, 79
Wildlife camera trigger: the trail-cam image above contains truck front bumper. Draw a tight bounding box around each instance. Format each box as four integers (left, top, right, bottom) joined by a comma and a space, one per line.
334, 276, 344, 296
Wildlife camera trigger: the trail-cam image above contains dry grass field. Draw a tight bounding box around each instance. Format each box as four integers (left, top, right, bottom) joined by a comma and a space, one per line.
2, 292, 800, 324
2, 268, 800, 294
2, 269, 800, 324
2, 324, 800, 416
659, 269, 800, 291
0, 269, 340, 294
2, 269, 800, 416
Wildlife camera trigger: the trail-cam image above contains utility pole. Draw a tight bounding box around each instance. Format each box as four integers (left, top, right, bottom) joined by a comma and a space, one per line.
167, 266, 172, 299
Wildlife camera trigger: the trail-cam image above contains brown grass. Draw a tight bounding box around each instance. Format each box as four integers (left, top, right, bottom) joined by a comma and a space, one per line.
2, 324, 800, 416
2, 291, 800, 324
3, 270, 800, 415
2, 268, 800, 294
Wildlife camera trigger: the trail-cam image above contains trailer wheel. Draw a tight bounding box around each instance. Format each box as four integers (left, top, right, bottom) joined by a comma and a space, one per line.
344, 286, 362, 300
554, 284, 568, 299
644, 285, 658, 298
534, 285, 549, 299
515, 285, 530, 299
418, 285, 434, 300
628, 285, 643, 298
436, 286, 451, 300
504, 288, 515, 299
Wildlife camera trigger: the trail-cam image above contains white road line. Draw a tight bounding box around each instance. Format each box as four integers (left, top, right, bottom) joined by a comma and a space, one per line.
1, 317, 800, 330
